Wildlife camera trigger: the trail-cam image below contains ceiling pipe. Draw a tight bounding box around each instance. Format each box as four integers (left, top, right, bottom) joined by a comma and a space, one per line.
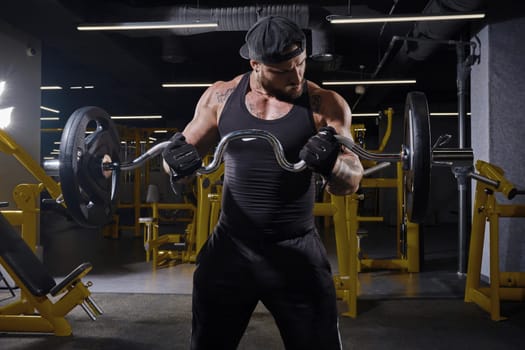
353, 0, 486, 109
161, 5, 335, 64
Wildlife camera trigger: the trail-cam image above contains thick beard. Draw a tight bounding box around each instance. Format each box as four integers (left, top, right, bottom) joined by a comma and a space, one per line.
259, 76, 304, 102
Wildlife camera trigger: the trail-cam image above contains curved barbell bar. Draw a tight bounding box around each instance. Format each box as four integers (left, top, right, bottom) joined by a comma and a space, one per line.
109, 129, 400, 176
44, 129, 399, 177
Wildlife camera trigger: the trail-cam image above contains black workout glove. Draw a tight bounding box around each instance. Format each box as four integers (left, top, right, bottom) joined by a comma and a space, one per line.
162, 133, 202, 181
299, 126, 340, 178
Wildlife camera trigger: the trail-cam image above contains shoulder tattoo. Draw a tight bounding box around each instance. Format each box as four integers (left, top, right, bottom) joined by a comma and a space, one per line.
310, 94, 321, 113
215, 88, 234, 103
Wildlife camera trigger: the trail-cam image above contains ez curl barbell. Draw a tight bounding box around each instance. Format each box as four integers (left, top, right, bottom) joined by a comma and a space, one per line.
44, 92, 473, 228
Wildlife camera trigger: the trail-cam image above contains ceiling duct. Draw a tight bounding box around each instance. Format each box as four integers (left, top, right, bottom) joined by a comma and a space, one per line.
161, 5, 335, 64
405, 0, 486, 60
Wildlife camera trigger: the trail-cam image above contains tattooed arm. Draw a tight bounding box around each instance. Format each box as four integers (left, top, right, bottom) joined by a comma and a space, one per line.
308, 82, 364, 196
181, 77, 240, 156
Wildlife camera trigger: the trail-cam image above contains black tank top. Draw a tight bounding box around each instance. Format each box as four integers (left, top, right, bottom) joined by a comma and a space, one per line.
217, 72, 317, 241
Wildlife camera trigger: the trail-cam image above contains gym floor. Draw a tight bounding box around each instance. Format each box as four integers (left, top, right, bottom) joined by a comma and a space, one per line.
1, 210, 525, 349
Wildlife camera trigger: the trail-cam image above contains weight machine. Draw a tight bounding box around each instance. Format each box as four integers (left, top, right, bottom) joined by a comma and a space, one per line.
0, 128, 100, 335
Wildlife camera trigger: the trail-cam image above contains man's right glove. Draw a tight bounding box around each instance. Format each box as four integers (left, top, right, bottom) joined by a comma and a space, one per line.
162, 133, 202, 181
299, 126, 340, 178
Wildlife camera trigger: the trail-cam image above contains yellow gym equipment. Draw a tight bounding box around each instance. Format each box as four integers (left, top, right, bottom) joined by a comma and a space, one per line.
464, 160, 525, 321
349, 109, 421, 272
140, 184, 197, 270
0, 128, 100, 335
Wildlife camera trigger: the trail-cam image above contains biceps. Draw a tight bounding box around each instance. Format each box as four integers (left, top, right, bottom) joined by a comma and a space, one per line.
183, 112, 219, 156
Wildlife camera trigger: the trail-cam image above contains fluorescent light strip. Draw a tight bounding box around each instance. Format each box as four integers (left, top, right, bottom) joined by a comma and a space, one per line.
69, 85, 95, 89
322, 80, 416, 86
41, 86, 63, 90
40, 106, 60, 113
78, 21, 218, 31
110, 115, 163, 120
430, 112, 472, 116
328, 13, 485, 24
40, 117, 60, 121
162, 83, 213, 88
352, 112, 472, 117
154, 129, 168, 133
353, 113, 381, 117
0, 81, 5, 96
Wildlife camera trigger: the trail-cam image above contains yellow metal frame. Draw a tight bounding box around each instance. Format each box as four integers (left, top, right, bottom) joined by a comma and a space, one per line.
0, 257, 94, 336
464, 160, 525, 321
344, 108, 420, 273
357, 162, 420, 272
105, 127, 180, 238
141, 202, 197, 269
195, 162, 224, 253
0, 129, 62, 200
0, 129, 99, 335
322, 194, 357, 318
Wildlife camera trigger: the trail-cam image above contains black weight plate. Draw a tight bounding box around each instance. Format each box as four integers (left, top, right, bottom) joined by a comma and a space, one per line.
403, 92, 431, 223
59, 106, 120, 228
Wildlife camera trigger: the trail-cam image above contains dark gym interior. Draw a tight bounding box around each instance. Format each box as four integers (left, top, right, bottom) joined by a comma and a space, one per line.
1, 1, 525, 349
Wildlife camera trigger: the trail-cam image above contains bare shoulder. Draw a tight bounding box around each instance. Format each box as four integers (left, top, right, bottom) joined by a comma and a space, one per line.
306, 80, 351, 130
202, 75, 243, 106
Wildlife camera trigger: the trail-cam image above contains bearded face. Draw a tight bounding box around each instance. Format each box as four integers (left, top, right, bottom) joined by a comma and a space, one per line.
254, 51, 307, 102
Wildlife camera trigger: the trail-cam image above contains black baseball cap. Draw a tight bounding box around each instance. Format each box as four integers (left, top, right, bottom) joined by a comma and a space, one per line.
239, 16, 306, 64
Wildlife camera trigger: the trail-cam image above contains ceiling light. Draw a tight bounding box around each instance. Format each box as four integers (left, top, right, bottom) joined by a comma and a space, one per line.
154, 129, 168, 133
162, 83, 213, 88
430, 112, 472, 116
40, 117, 60, 121
77, 21, 218, 31
41, 106, 60, 113
322, 80, 416, 86
352, 113, 381, 117
41, 86, 63, 90
70, 86, 83, 89
110, 115, 163, 120
0, 81, 5, 97
327, 12, 485, 24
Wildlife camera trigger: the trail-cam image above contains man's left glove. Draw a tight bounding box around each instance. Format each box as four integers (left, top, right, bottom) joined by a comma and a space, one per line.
162, 133, 202, 181
299, 126, 340, 178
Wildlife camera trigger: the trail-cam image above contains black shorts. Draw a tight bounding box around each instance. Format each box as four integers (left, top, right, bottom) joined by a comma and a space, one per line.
190, 227, 342, 350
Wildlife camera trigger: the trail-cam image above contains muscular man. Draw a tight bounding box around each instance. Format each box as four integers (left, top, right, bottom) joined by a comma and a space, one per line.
163, 15, 363, 350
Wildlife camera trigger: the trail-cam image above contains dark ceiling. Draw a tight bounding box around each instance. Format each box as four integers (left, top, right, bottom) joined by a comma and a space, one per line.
1, 0, 488, 132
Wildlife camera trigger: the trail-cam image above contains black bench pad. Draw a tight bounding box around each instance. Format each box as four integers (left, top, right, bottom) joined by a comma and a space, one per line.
0, 213, 55, 296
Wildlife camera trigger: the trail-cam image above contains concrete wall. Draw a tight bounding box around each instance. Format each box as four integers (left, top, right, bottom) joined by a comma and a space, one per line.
0, 20, 42, 208
471, 15, 525, 275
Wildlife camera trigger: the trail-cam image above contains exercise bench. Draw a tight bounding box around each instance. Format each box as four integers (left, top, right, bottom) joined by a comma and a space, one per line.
0, 212, 102, 336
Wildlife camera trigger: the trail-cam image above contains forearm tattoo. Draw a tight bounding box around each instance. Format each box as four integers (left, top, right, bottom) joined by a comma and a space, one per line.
326, 154, 363, 195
